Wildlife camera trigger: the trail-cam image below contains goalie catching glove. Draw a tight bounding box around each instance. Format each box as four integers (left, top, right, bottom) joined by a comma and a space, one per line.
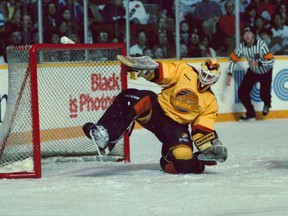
117, 55, 159, 79
194, 131, 228, 165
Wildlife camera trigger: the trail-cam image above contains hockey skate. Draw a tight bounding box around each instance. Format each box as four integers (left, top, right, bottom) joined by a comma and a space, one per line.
83, 122, 112, 155
198, 143, 228, 165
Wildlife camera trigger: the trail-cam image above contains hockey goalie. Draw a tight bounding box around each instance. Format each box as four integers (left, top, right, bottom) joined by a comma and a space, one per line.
83, 55, 228, 174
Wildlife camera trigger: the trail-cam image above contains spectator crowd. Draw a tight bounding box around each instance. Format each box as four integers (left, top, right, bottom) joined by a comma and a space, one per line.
0, 0, 288, 63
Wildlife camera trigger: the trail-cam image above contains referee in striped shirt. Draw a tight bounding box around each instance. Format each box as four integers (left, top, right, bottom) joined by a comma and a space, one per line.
226, 26, 274, 121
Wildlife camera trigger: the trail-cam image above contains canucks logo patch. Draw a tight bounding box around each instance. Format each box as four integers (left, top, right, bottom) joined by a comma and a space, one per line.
170, 89, 201, 113
179, 133, 190, 142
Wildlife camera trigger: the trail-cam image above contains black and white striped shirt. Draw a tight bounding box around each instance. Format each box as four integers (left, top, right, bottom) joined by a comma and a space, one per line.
228, 39, 274, 75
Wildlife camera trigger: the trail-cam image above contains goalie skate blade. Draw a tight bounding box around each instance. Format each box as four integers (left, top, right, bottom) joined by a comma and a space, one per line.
101, 143, 116, 156
103, 147, 111, 155
96, 143, 115, 156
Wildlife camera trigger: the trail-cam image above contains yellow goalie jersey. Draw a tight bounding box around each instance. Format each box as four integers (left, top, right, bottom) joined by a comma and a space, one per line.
146, 62, 218, 131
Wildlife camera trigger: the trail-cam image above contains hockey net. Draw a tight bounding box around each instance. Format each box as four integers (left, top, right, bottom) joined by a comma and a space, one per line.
0, 43, 129, 179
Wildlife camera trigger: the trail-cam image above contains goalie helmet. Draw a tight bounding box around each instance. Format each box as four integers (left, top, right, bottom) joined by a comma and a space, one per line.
198, 60, 221, 87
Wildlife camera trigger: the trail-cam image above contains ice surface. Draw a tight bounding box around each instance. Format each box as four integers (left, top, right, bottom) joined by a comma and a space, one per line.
1, 119, 288, 216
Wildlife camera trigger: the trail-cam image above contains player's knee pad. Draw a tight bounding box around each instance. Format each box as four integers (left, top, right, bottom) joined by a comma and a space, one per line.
171, 145, 193, 160
160, 145, 205, 174
173, 152, 205, 174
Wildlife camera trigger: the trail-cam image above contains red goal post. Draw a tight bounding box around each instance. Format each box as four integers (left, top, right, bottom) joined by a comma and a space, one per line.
0, 43, 129, 179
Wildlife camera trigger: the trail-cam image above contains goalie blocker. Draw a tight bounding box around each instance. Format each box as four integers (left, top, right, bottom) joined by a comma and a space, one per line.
194, 131, 227, 164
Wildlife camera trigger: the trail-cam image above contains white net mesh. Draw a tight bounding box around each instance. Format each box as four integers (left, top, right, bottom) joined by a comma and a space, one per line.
0, 44, 128, 177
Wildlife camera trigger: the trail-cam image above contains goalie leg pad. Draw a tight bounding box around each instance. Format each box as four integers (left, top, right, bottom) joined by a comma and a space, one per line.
160, 145, 205, 174
173, 152, 205, 174
96, 89, 157, 143
83, 89, 157, 154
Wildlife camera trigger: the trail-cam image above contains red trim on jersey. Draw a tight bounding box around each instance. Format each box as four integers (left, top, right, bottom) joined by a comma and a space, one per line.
154, 62, 164, 83
192, 125, 213, 135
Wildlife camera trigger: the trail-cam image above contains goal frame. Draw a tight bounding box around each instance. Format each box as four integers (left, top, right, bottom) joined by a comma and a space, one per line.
0, 43, 129, 179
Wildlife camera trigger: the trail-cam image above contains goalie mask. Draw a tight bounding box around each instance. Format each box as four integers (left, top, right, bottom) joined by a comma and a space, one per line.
198, 60, 221, 92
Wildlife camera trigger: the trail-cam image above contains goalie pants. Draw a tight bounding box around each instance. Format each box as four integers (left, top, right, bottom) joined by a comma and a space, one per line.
138, 101, 192, 150
137, 96, 204, 174
98, 88, 193, 149
98, 89, 201, 173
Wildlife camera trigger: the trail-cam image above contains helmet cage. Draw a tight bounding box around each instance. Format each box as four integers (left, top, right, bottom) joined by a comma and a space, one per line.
199, 60, 220, 86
